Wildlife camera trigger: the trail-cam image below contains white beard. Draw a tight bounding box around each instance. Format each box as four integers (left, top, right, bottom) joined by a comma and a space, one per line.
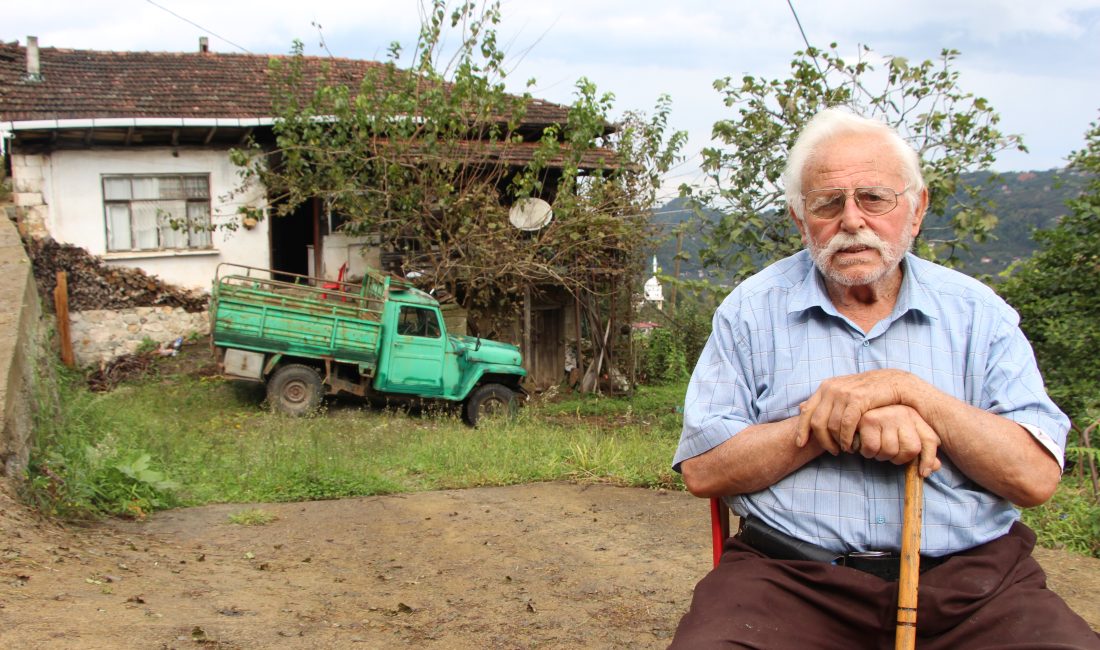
807, 223, 914, 287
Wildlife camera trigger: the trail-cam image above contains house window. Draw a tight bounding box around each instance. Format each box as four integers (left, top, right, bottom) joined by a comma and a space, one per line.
103, 174, 213, 251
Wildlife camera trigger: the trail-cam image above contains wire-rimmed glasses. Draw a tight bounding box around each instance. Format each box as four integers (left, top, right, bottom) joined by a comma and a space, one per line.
802, 185, 910, 220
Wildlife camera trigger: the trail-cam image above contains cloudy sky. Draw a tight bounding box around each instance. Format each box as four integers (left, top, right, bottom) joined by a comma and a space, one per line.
7, 0, 1100, 201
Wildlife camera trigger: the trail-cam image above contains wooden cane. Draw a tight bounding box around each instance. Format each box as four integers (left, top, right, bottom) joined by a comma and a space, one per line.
895, 459, 924, 650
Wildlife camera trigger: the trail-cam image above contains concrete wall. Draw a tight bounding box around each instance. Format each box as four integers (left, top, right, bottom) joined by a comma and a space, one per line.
11, 147, 269, 291
0, 214, 43, 478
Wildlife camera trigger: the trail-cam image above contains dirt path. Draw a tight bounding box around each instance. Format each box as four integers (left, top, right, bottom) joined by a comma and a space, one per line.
1, 482, 1098, 649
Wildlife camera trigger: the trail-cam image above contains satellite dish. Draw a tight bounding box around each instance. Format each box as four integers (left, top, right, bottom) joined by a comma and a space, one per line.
508, 198, 553, 231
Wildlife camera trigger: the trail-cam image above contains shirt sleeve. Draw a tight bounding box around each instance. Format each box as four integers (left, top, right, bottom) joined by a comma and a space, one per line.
982, 309, 1071, 469
673, 301, 760, 472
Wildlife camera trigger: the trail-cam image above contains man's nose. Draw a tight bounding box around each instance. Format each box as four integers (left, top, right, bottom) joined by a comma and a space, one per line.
838, 193, 867, 230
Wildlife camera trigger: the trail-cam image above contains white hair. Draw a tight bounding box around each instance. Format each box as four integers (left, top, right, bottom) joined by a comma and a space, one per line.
783, 107, 925, 221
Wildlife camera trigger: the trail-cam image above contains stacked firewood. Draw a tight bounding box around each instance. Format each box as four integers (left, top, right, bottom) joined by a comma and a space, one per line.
23, 237, 207, 313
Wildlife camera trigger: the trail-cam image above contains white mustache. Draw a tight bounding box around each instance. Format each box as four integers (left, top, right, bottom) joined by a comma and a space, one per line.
817, 230, 886, 259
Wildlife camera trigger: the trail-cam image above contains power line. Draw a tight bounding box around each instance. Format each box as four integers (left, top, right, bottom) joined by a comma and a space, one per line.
143, 0, 252, 54
785, 0, 823, 75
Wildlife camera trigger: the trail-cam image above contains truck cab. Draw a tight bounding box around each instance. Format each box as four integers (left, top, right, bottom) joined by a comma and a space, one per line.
375, 286, 523, 403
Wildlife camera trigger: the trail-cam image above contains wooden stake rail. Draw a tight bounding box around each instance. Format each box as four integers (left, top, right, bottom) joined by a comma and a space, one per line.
54, 271, 75, 368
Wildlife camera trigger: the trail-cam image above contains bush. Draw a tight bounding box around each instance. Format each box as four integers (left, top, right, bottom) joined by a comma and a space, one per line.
638, 327, 688, 384
668, 300, 714, 366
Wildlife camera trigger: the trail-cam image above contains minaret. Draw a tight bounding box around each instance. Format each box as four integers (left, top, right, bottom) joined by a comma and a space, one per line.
644, 256, 664, 310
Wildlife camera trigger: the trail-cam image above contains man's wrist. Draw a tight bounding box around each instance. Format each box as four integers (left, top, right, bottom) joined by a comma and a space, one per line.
894, 374, 951, 446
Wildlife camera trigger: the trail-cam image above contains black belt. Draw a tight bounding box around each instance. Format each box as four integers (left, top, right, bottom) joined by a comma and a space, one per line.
735, 517, 948, 581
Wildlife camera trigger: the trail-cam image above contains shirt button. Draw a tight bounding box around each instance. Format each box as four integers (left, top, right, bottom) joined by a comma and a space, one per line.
876, 516, 886, 524
862, 340, 871, 347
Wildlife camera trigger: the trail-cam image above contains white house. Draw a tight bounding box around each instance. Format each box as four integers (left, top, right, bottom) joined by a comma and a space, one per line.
1, 37, 625, 388
0, 36, 594, 293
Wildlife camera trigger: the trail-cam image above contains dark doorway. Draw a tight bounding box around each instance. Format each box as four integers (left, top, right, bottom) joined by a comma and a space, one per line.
269, 198, 315, 280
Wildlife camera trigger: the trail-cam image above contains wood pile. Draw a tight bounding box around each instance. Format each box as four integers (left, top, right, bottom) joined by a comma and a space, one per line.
23, 237, 208, 313
85, 352, 156, 392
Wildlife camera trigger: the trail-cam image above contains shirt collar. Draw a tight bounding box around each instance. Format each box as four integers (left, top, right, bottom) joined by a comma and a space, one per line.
787, 252, 938, 322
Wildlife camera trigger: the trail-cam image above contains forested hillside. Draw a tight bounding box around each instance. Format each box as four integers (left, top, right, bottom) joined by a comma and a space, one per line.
935, 169, 1087, 276
649, 169, 1087, 283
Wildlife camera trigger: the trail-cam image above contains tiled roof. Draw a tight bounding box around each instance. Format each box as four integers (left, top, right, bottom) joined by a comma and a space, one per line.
0, 41, 573, 127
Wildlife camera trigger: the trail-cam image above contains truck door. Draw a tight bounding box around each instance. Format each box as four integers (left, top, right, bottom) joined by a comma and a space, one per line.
383, 305, 445, 394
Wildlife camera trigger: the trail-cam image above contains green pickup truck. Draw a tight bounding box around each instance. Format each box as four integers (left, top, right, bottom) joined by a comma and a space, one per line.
210, 263, 526, 424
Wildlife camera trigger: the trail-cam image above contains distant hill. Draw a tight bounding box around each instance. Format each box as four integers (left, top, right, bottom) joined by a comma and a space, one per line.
647, 196, 715, 281
929, 169, 1086, 276
647, 169, 1087, 284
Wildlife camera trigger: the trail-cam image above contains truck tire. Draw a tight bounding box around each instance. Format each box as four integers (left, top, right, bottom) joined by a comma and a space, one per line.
463, 383, 517, 426
267, 364, 323, 416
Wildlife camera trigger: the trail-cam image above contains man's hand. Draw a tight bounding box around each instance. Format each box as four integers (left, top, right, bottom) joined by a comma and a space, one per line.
853, 405, 941, 477
795, 368, 1060, 503
795, 369, 912, 454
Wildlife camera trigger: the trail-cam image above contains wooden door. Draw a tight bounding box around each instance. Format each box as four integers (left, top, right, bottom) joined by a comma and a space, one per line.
529, 307, 564, 391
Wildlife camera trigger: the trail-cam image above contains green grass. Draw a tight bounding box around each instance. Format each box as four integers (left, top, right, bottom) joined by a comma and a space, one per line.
26, 364, 684, 518
1021, 480, 1100, 557
25, 359, 1100, 559
536, 382, 686, 419
228, 508, 278, 526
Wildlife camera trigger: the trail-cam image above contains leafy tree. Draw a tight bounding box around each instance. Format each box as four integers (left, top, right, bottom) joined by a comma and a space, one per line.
231, 1, 685, 342
687, 44, 1025, 284
998, 115, 1100, 426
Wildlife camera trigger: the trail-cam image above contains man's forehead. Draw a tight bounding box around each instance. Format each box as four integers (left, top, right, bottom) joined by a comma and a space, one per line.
804, 133, 902, 180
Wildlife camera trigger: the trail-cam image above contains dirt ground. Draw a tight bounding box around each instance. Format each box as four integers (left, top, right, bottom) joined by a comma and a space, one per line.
1, 482, 1098, 650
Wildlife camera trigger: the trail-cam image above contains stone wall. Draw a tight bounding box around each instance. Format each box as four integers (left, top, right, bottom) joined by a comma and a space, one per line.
69, 307, 210, 367
0, 213, 44, 477
10, 153, 49, 238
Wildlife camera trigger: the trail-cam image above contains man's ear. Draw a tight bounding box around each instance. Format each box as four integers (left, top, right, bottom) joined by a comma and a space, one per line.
910, 187, 929, 236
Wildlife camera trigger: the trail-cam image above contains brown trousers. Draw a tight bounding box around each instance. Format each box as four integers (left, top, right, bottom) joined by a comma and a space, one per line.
670, 523, 1099, 649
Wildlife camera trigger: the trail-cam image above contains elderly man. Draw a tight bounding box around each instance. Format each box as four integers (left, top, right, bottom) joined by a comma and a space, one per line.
670, 108, 1099, 648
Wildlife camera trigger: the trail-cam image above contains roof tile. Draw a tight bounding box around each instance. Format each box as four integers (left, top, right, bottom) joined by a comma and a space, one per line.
0, 42, 572, 126
0, 41, 618, 169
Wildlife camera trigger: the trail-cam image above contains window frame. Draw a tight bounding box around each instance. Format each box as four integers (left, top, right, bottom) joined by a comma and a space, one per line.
397, 306, 442, 339
101, 173, 214, 253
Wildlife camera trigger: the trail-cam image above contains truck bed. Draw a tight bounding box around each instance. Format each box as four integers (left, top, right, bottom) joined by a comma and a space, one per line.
211, 264, 393, 367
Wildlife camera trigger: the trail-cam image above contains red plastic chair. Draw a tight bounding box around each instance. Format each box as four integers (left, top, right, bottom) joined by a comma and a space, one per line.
321, 263, 348, 300
710, 497, 731, 567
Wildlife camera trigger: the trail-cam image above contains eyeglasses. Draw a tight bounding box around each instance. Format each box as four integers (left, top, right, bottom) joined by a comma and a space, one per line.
801, 185, 910, 220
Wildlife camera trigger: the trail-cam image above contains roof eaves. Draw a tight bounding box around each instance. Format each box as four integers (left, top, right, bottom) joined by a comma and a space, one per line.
1, 116, 278, 131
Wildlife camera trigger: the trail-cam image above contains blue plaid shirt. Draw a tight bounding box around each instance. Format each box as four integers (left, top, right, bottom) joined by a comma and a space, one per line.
674, 251, 1068, 556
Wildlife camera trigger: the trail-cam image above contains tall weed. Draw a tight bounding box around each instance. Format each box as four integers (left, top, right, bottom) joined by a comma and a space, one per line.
26, 377, 180, 519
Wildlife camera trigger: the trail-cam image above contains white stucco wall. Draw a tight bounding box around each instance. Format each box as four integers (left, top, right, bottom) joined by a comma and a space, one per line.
23, 146, 269, 292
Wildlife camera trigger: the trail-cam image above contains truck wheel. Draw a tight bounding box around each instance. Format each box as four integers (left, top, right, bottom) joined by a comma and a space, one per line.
463, 383, 517, 426
267, 364, 323, 416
